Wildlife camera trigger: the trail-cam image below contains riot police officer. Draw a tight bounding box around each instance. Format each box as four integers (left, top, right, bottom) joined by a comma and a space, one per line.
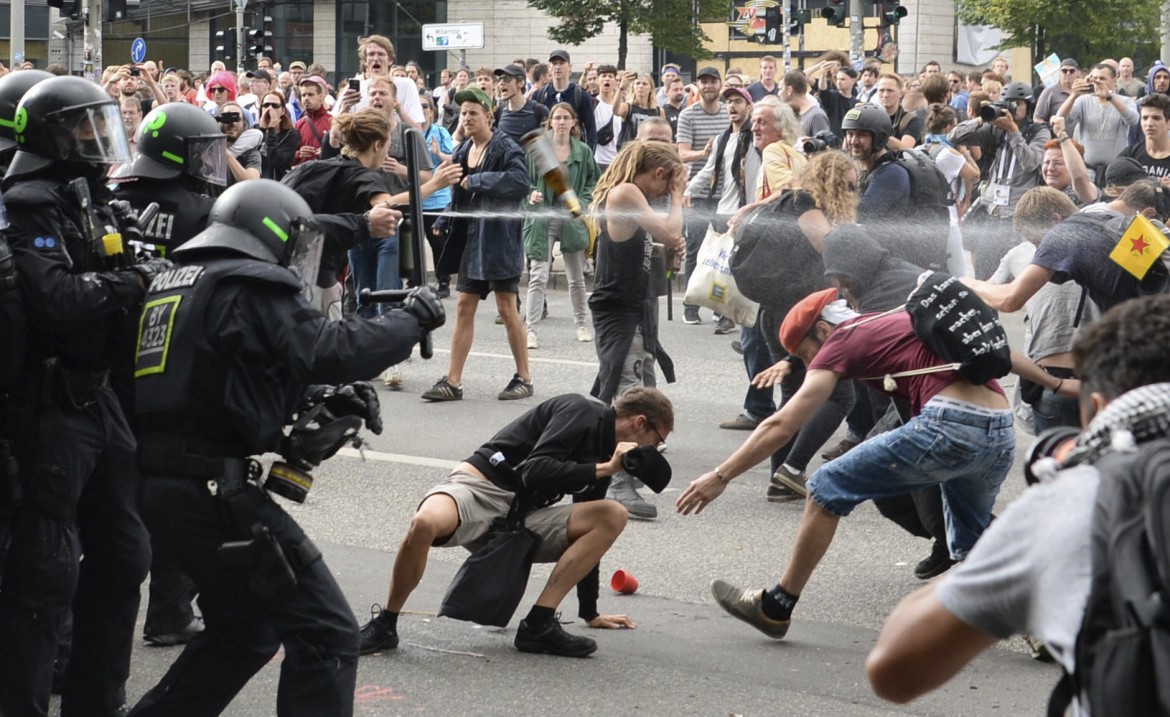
128, 179, 444, 717
0, 76, 169, 717
0, 68, 52, 173
112, 101, 225, 256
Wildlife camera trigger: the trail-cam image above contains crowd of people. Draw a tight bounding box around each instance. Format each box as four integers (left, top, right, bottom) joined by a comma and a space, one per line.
0, 34, 1168, 717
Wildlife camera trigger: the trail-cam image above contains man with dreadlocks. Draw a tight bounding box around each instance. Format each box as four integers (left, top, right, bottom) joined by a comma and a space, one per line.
587, 140, 686, 520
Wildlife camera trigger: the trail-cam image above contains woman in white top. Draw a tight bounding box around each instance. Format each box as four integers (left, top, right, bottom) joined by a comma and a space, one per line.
922, 103, 980, 276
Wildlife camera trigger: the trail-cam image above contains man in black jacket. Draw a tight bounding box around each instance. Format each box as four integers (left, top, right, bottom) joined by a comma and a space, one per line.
359, 388, 674, 658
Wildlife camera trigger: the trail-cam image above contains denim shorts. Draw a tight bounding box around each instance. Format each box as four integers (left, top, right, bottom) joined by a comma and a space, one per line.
808, 397, 1015, 559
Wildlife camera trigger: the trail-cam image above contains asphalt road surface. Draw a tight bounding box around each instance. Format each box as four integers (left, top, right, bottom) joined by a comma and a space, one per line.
116, 283, 1056, 716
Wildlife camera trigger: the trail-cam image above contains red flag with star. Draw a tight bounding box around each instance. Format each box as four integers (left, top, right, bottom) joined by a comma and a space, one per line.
1109, 213, 1170, 279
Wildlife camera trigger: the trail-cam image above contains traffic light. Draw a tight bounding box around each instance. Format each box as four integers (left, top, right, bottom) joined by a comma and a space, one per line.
821, 0, 847, 27
47, 0, 82, 20
247, 16, 274, 59
763, 6, 782, 44
106, 0, 128, 22
789, 9, 812, 36
882, 2, 908, 25
215, 27, 235, 62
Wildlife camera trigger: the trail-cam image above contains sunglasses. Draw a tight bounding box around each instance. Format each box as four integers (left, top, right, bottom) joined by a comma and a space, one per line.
1061, 69, 1078, 74
209, 86, 228, 93
261, 102, 282, 109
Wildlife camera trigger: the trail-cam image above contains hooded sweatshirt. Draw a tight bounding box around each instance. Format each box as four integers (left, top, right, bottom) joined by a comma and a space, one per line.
821, 226, 923, 312
1127, 62, 1170, 145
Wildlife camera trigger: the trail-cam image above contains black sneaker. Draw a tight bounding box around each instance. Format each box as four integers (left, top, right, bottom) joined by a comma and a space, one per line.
913, 540, 957, 580
515, 618, 597, 657
682, 306, 701, 325
143, 616, 205, 647
359, 605, 399, 655
436, 282, 451, 299
498, 373, 534, 400
422, 376, 463, 402
713, 316, 735, 335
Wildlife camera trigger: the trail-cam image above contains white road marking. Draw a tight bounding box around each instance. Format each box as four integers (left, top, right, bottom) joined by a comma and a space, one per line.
336, 447, 458, 470
431, 348, 599, 368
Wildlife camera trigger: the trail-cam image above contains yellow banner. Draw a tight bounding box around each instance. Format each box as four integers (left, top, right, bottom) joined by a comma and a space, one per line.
1109, 213, 1170, 280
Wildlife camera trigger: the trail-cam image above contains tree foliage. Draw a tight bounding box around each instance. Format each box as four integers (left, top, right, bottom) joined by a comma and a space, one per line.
528, 0, 728, 68
955, 0, 1161, 68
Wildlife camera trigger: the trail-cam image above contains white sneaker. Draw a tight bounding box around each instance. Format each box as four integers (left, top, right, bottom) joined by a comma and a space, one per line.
576, 327, 592, 342
527, 331, 539, 349
382, 365, 402, 388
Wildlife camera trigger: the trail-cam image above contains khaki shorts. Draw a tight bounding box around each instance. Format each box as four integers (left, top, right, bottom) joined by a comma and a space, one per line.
422, 470, 572, 563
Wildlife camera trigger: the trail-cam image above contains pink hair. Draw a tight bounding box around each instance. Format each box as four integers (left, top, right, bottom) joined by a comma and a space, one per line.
206, 71, 238, 100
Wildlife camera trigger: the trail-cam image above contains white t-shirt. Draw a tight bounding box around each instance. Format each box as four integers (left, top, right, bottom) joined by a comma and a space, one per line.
930, 146, 972, 276
593, 99, 622, 166
331, 76, 424, 124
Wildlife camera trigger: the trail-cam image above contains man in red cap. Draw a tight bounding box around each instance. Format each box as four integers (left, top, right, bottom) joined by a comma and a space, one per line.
676, 287, 1018, 641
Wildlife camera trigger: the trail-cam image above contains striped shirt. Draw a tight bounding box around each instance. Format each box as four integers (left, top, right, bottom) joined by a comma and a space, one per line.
676, 102, 729, 179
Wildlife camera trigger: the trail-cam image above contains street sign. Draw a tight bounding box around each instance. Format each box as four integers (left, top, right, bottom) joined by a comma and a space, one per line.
130, 37, 146, 63
421, 23, 485, 51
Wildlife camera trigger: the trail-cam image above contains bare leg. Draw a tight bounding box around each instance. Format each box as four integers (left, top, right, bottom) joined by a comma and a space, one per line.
385, 494, 460, 612
534, 501, 627, 608
446, 292, 479, 386
778, 498, 841, 596
495, 291, 531, 382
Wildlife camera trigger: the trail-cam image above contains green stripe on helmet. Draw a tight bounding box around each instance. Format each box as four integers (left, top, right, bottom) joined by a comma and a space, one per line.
161, 150, 184, 164
262, 217, 289, 242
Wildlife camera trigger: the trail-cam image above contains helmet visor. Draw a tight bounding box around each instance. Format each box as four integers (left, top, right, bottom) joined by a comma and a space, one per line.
286, 218, 324, 288
187, 136, 228, 186
66, 104, 132, 164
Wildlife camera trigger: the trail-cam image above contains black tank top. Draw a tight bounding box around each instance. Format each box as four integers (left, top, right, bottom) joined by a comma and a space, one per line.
588, 199, 653, 315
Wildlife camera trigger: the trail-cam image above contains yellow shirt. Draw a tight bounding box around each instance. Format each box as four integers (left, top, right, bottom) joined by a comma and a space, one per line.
757, 141, 808, 201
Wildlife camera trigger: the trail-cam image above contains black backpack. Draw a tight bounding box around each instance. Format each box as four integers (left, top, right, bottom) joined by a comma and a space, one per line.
874, 149, 953, 271
842, 271, 1011, 387
729, 191, 828, 310
1048, 438, 1170, 717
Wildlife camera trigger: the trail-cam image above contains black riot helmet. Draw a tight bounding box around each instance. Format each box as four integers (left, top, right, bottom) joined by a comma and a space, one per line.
5, 75, 132, 182
0, 69, 53, 154
840, 103, 893, 152
175, 179, 322, 274
117, 102, 228, 188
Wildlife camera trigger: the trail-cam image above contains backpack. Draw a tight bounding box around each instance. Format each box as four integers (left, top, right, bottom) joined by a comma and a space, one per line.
1063, 213, 1170, 298
889, 148, 953, 271
729, 191, 829, 309
842, 271, 1011, 387
905, 271, 1011, 385
1048, 438, 1170, 717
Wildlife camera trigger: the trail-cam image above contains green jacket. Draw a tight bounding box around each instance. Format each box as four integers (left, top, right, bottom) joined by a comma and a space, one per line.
522, 138, 599, 260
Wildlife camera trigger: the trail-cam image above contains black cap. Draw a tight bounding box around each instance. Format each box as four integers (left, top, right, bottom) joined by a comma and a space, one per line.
549, 49, 571, 63
246, 69, 273, 82
494, 64, 526, 79
620, 445, 672, 493
1105, 156, 1148, 187
696, 66, 721, 81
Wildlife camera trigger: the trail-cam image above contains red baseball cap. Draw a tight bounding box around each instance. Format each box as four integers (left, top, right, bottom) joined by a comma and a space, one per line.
779, 288, 840, 355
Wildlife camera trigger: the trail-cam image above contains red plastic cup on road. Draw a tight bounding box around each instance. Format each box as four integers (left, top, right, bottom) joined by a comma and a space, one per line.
610, 569, 639, 594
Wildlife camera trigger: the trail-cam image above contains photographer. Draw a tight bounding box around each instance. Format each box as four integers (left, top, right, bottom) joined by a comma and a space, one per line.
867, 295, 1170, 710
216, 102, 262, 184
949, 81, 1050, 278
359, 388, 673, 658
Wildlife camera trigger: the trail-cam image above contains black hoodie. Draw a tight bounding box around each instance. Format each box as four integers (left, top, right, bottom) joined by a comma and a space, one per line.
822, 225, 923, 312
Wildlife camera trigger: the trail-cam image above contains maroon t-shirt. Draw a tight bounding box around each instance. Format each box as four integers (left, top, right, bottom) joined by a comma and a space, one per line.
809, 312, 1005, 416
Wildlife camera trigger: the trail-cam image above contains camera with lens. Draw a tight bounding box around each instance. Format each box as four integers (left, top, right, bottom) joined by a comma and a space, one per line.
802, 130, 840, 154
978, 100, 1018, 123
216, 112, 242, 125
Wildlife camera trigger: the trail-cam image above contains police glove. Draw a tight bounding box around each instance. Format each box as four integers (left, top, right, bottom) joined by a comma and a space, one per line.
128, 257, 173, 289
306, 382, 383, 435
402, 286, 446, 332
0, 239, 16, 295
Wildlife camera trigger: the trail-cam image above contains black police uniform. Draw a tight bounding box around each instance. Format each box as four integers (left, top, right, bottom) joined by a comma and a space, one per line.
114, 179, 215, 257
129, 253, 423, 716
0, 175, 153, 717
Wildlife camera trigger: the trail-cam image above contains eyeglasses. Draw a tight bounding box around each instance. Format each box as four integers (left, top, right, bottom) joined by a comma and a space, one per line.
261, 102, 282, 109
646, 419, 666, 448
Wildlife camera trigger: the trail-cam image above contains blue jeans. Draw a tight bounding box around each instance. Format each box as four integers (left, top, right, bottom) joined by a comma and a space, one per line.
740, 317, 775, 422
348, 236, 401, 318
808, 398, 1015, 559
1031, 389, 1080, 434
